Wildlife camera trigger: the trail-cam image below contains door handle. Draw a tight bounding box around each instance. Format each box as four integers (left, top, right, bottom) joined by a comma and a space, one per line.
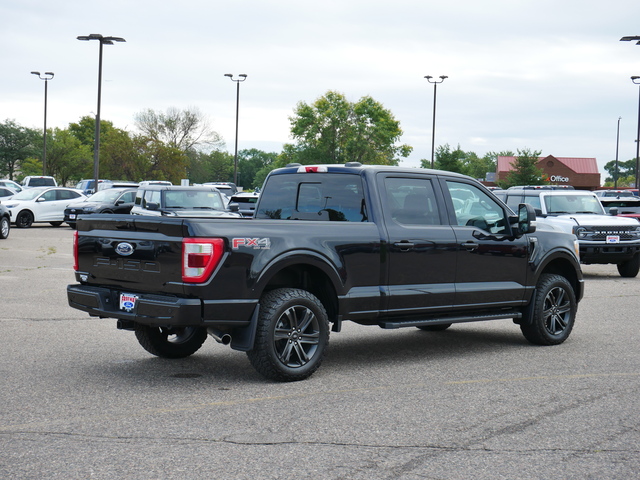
461, 241, 478, 251
394, 241, 415, 251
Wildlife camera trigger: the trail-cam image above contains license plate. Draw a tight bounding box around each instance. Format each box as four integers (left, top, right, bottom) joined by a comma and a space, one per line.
606, 235, 620, 244
119, 293, 138, 312
69, 214, 76, 220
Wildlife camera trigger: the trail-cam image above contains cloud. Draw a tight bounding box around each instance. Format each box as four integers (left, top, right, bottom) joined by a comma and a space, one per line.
2, 0, 640, 179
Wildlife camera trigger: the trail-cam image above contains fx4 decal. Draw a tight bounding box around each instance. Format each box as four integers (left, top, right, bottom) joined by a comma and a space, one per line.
232, 237, 271, 249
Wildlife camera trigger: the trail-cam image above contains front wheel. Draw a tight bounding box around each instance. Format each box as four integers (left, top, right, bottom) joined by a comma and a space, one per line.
247, 288, 330, 382
521, 273, 576, 345
16, 211, 34, 228
617, 254, 640, 278
134, 325, 207, 358
0, 216, 10, 239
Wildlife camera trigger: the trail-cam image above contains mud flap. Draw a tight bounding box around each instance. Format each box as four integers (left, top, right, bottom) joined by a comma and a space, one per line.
230, 304, 260, 351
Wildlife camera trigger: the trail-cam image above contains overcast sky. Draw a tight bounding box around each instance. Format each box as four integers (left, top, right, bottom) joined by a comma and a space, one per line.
2, 0, 640, 180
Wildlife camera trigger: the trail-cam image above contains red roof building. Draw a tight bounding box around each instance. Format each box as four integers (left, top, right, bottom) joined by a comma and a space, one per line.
496, 155, 600, 190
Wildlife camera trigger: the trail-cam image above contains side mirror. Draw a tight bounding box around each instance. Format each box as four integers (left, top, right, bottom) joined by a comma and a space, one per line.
228, 202, 240, 212
609, 207, 619, 216
517, 203, 537, 235
146, 202, 160, 211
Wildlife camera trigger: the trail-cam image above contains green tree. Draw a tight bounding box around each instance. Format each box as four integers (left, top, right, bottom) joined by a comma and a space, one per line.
100, 128, 145, 181
420, 146, 505, 180
16, 157, 43, 180
187, 150, 233, 184
423, 143, 466, 173
46, 128, 92, 186
237, 148, 279, 189
463, 151, 493, 180
133, 137, 189, 184
68, 116, 116, 151
289, 90, 412, 165
0, 119, 40, 179
502, 148, 544, 188
603, 158, 636, 187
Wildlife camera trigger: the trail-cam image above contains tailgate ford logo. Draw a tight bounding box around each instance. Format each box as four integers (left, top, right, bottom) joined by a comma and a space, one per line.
115, 242, 134, 256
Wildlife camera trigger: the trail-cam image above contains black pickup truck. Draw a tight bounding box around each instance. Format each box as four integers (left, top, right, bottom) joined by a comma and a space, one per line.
68, 163, 584, 381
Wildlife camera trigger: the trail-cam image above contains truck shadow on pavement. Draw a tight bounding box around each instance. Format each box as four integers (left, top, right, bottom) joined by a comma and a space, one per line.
92, 321, 532, 385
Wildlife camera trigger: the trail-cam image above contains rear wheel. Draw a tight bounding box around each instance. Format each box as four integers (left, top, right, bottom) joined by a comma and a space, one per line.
16, 211, 34, 228
49, 221, 63, 227
0, 216, 10, 239
617, 254, 640, 278
247, 288, 329, 382
134, 325, 207, 358
521, 273, 576, 345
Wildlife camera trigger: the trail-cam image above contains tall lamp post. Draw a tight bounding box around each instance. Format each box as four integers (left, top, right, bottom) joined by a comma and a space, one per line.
31, 71, 54, 175
77, 34, 126, 192
620, 36, 640, 190
424, 75, 448, 168
615, 116, 621, 188
224, 74, 248, 186
632, 76, 640, 192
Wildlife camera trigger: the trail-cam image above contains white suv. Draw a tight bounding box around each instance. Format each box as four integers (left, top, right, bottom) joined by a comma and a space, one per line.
497, 187, 640, 277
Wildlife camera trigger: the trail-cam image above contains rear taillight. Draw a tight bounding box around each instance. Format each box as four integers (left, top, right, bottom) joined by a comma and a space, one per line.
73, 230, 79, 271
182, 238, 225, 283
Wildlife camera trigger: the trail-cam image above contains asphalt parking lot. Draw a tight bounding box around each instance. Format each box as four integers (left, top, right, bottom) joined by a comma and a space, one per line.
1, 225, 639, 479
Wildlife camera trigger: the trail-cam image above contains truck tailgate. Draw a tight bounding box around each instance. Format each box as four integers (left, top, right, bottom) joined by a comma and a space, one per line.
75, 215, 190, 295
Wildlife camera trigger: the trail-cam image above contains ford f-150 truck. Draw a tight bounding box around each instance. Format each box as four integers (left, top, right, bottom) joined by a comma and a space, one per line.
67, 163, 584, 381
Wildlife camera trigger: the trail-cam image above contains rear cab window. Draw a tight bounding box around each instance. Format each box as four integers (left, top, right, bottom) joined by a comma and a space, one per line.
255, 173, 367, 222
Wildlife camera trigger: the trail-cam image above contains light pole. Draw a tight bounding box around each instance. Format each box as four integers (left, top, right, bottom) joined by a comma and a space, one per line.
31, 71, 54, 175
424, 75, 448, 168
632, 76, 640, 192
224, 73, 247, 186
620, 36, 640, 190
77, 34, 126, 192
615, 116, 621, 188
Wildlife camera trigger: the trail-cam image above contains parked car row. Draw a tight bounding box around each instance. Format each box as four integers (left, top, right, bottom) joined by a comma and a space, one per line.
0, 179, 255, 233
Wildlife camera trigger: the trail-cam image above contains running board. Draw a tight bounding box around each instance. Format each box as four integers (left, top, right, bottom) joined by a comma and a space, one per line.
380, 312, 521, 329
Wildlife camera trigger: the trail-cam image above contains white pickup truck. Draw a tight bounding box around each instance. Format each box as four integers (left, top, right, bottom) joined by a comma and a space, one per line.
496, 187, 640, 277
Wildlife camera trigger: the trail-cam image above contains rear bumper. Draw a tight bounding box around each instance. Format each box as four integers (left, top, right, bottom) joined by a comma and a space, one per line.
67, 284, 202, 326
67, 284, 255, 328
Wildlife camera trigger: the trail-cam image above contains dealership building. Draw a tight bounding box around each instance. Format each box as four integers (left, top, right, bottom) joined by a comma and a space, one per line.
495, 155, 601, 190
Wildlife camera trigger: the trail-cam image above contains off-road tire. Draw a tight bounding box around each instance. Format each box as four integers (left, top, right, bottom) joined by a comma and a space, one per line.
521, 273, 576, 345
247, 288, 330, 382
617, 254, 640, 278
134, 325, 207, 359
